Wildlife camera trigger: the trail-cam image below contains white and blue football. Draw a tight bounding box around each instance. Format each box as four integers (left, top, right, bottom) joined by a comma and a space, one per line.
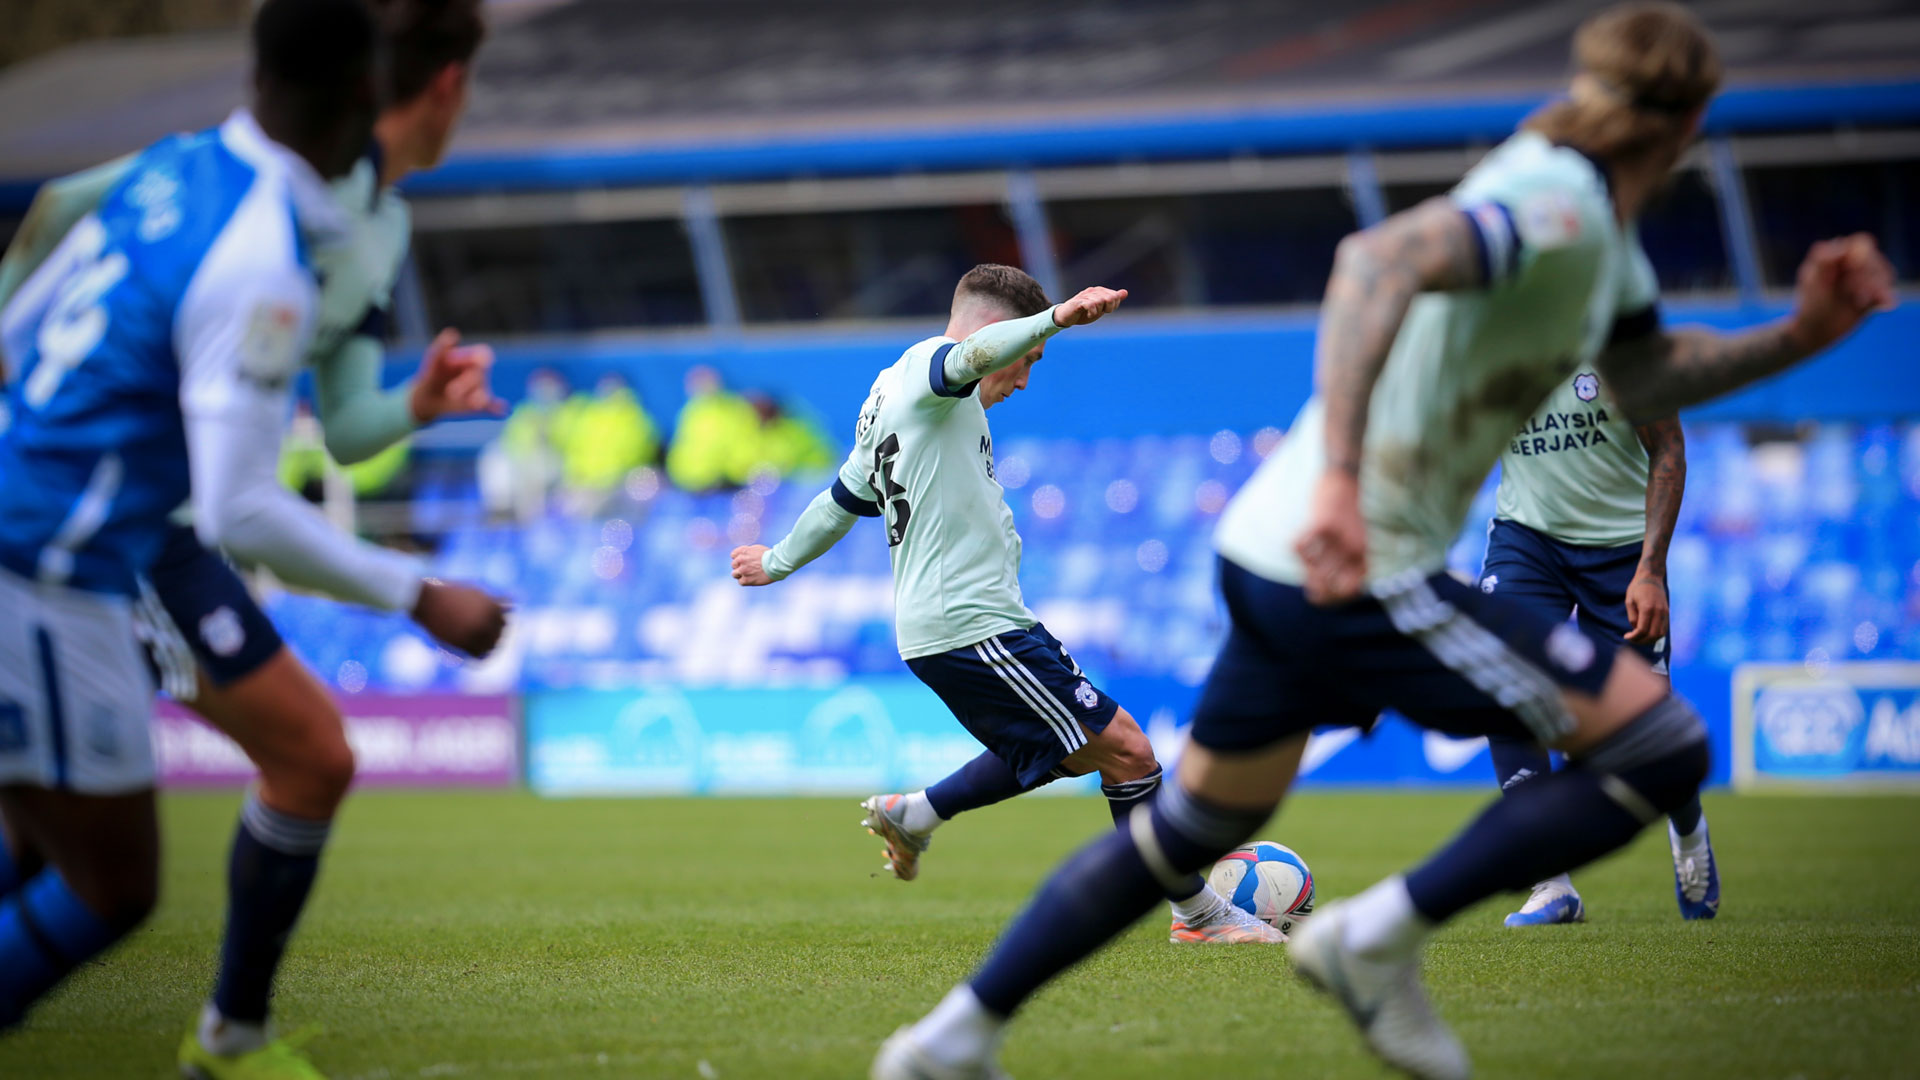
1207, 840, 1315, 936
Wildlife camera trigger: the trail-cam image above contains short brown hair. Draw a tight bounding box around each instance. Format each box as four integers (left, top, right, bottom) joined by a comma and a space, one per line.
372, 0, 486, 105
1524, 2, 1722, 165
954, 264, 1051, 320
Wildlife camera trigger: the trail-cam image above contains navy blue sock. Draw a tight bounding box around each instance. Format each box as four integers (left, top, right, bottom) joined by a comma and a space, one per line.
0, 869, 129, 1027
1489, 737, 1553, 792
1101, 765, 1162, 826
1668, 796, 1704, 837
212, 794, 331, 1024
924, 752, 1032, 820
969, 783, 1269, 1016
1406, 697, 1710, 922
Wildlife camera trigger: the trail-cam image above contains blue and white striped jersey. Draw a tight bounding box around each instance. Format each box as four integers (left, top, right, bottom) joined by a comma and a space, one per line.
0, 111, 418, 603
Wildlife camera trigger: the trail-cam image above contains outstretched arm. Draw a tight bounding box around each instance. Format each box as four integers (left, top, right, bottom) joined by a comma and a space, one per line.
732, 482, 873, 586
1626, 416, 1685, 646
315, 326, 501, 464
940, 286, 1127, 387
1296, 197, 1486, 604
1599, 234, 1895, 422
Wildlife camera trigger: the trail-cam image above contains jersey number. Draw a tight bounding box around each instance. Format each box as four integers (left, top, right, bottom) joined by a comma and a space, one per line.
24, 220, 128, 410
869, 433, 912, 547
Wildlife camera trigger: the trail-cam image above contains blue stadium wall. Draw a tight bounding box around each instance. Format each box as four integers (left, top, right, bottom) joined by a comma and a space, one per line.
429, 301, 1920, 443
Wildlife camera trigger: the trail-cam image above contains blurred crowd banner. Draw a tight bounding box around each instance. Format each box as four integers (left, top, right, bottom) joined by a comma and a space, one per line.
1732, 662, 1920, 790
524, 678, 1740, 796
526, 681, 1000, 796
155, 693, 520, 788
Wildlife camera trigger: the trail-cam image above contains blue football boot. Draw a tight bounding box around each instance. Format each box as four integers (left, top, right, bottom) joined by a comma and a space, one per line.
1503, 881, 1587, 927
1671, 820, 1721, 920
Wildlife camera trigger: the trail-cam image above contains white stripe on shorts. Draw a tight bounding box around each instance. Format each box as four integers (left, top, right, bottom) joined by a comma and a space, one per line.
985, 637, 1089, 750
132, 578, 200, 702
974, 638, 1085, 751
1373, 571, 1576, 744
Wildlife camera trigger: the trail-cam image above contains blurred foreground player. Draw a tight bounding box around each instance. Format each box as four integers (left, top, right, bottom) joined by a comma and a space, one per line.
0, 4, 500, 1077
874, 5, 1894, 1079
1484, 377, 1716, 925
733, 265, 1279, 945
0, 0, 504, 1069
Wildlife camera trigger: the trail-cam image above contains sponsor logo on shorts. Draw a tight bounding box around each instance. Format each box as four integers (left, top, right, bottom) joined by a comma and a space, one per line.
1546, 623, 1596, 673
1480, 574, 1498, 594
1074, 681, 1099, 709
200, 606, 246, 658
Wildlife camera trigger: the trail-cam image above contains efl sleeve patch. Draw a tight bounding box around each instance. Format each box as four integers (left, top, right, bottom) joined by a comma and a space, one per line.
237, 300, 304, 390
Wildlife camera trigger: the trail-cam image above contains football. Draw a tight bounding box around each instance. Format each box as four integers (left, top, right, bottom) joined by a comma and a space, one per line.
1208, 841, 1315, 936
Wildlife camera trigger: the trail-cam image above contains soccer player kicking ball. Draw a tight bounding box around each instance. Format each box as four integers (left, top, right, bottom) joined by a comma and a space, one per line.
0, 0, 505, 1065
732, 265, 1280, 946
1484, 374, 1717, 925
872, 5, 1894, 1079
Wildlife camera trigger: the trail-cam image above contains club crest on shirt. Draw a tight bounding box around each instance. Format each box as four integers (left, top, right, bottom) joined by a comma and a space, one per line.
1573, 372, 1600, 402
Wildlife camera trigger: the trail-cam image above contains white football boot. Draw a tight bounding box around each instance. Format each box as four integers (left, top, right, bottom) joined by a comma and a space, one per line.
860, 795, 933, 881
871, 1027, 1011, 1080
1169, 900, 1288, 944
1290, 900, 1471, 1080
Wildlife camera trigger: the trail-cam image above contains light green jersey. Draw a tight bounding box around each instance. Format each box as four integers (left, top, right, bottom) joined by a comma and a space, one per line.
1217, 131, 1652, 585
1494, 365, 1652, 544
0, 155, 415, 462
837, 336, 1036, 659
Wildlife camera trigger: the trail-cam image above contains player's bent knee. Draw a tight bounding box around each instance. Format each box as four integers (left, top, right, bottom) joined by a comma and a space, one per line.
1574, 695, 1709, 821
1132, 782, 1271, 890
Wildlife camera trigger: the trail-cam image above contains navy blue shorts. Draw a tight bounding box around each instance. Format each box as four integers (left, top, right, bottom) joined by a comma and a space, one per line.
905, 623, 1120, 787
1480, 518, 1667, 671
133, 523, 284, 698
1189, 558, 1620, 753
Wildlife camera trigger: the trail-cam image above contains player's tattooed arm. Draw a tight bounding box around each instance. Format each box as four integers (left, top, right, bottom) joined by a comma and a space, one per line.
1627, 416, 1685, 644
1298, 200, 1481, 604
1601, 234, 1896, 421
1317, 198, 1484, 474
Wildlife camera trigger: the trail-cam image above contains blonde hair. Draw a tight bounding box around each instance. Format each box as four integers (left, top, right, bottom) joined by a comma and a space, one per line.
1524, 2, 1723, 166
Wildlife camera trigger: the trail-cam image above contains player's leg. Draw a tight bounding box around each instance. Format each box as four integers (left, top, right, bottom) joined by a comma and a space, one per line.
1290, 573, 1707, 1079
1478, 520, 1585, 925
139, 530, 348, 1073
875, 562, 1350, 1079
1571, 545, 1716, 919
179, 651, 350, 1070
0, 787, 161, 1028
0, 569, 161, 1029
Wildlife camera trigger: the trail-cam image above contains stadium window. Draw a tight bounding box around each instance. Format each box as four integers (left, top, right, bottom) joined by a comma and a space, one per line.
724, 205, 1022, 323
1046, 189, 1359, 308
1639, 169, 1733, 294
1744, 158, 1920, 286
411, 219, 704, 335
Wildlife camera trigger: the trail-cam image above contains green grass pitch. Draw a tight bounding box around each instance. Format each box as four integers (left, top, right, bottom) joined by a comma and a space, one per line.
3, 791, 1918, 1078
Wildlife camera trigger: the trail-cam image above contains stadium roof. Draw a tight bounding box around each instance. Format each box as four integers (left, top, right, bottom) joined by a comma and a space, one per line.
2, 0, 1918, 194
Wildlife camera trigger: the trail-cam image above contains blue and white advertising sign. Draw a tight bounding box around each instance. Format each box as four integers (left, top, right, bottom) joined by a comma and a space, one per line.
527, 679, 1101, 796
1733, 662, 1920, 790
